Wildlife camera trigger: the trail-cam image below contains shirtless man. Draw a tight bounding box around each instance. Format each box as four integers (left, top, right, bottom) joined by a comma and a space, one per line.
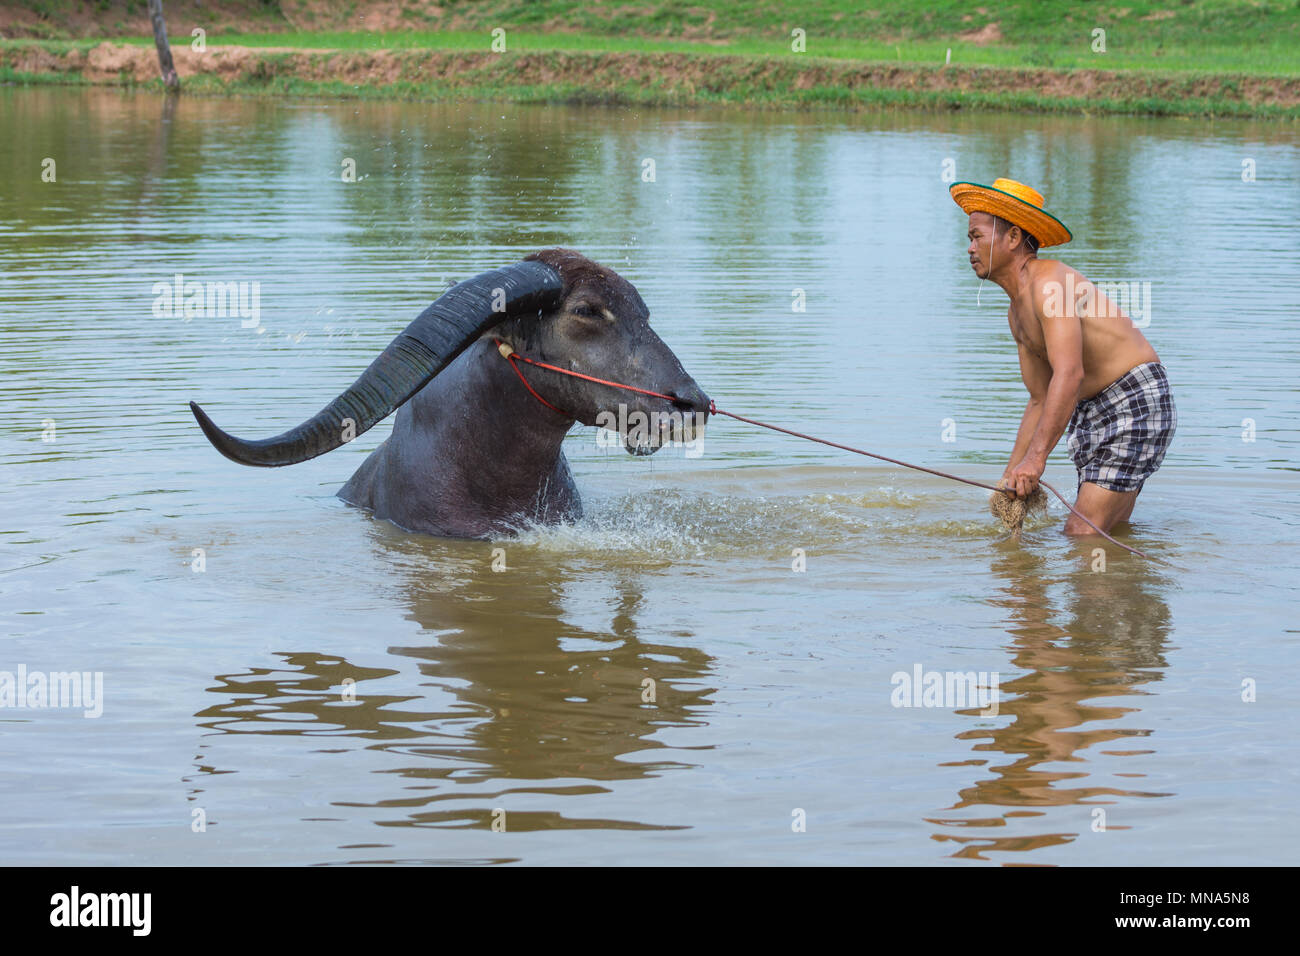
950, 178, 1176, 535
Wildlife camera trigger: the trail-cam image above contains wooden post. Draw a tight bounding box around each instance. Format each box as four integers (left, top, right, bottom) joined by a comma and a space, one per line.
147, 0, 180, 91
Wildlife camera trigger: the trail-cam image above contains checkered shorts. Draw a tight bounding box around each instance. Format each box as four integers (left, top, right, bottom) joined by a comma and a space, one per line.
1066, 362, 1176, 493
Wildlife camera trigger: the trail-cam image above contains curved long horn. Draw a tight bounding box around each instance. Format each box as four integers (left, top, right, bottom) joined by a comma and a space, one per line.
189, 260, 563, 467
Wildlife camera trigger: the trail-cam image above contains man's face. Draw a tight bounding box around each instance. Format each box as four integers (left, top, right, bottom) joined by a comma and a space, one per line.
966, 212, 999, 278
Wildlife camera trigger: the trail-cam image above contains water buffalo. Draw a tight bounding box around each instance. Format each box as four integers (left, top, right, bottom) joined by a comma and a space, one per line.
190, 248, 710, 538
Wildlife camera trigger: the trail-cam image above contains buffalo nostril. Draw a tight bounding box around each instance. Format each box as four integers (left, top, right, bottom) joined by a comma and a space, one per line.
663, 387, 709, 413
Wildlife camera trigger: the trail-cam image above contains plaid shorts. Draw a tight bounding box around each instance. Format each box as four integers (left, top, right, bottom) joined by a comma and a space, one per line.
1066, 362, 1176, 493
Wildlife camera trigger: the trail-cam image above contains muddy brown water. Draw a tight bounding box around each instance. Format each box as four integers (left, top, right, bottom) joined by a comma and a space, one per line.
1, 87, 1297, 864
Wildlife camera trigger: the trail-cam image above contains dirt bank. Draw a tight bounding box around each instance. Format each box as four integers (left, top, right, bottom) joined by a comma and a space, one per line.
5, 41, 1298, 118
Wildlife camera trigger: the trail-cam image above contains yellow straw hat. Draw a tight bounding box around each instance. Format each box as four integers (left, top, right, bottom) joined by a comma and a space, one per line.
949, 178, 1072, 247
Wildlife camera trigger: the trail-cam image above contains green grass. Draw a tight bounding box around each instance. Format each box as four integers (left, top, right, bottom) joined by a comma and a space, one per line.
228, 28, 1300, 75
1, 37, 112, 52
233, 0, 1300, 67
83, 26, 1294, 76
434, 0, 1295, 45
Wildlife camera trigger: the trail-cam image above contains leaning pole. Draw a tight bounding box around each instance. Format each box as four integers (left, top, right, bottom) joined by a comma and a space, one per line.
147, 0, 180, 91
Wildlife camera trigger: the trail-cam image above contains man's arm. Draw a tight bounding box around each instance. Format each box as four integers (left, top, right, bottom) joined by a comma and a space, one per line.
1003, 342, 1049, 484
1005, 267, 1085, 498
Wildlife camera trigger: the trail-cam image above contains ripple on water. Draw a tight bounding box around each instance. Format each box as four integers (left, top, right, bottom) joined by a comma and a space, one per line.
497, 480, 1056, 561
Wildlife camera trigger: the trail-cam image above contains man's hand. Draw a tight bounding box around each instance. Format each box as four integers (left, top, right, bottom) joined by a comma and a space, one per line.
1004, 454, 1045, 499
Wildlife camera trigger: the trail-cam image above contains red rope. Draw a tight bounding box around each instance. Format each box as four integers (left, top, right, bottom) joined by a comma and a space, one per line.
499, 341, 571, 415
707, 405, 1149, 559
494, 340, 1153, 560
497, 340, 680, 406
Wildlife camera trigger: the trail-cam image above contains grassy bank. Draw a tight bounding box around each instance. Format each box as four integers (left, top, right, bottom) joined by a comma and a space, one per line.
5, 38, 1300, 120
6, 0, 1298, 74
2, 0, 1298, 119
199, 26, 1300, 77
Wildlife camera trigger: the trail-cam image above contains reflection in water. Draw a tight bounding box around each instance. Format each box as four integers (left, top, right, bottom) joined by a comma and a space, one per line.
928, 544, 1174, 862
193, 525, 716, 835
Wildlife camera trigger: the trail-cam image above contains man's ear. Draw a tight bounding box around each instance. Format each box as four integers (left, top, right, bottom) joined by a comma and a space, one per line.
1005, 224, 1023, 250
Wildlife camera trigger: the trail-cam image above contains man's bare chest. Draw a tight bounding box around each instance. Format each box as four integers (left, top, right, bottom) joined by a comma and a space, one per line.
1007, 306, 1048, 358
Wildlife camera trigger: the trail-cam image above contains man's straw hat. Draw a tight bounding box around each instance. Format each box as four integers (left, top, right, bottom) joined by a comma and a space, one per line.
949, 178, 1072, 247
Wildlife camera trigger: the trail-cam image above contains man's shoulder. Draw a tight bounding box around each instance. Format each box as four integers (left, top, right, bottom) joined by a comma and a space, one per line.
1028, 256, 1069, 281
1027, 258, 1083, 318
